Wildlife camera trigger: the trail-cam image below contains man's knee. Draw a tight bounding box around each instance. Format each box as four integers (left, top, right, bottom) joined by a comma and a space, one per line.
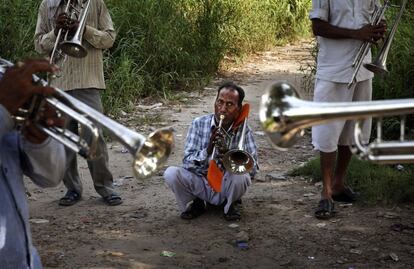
164, 166, 180, 187
226, 174, 251, 190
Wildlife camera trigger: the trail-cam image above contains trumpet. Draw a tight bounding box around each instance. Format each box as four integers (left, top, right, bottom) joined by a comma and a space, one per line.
348, 0, 407, 88
210, 115, 228, 160
0, 58, 174, 179
260, 82, 414, 164
50, 0, 91, 70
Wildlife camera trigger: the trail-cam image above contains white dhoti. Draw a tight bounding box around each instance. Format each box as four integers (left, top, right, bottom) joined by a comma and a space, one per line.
164, 166, 251, 214
312, 79, 372, 152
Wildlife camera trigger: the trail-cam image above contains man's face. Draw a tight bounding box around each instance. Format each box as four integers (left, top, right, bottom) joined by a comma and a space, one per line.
214, 88, 241, 127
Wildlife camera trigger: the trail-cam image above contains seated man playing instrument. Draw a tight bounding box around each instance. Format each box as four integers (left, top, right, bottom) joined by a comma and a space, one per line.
164, 81, 258, 221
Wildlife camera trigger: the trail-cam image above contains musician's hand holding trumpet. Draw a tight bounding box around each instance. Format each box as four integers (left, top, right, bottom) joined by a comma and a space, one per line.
0, 59, 64, 144
207, 115, 229, 157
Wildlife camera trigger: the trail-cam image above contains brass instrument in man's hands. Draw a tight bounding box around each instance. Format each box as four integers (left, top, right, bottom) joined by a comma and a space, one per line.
211, 115, 228, 157
260, 81, 414, 164
49, 0, 91, 80
222, 118, 254, 174
211, 114, 254, 175
348, 0, 407, 88
0, 58, 174, 179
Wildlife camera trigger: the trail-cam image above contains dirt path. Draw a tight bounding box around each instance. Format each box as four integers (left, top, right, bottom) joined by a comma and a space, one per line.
27, 41, 414, 269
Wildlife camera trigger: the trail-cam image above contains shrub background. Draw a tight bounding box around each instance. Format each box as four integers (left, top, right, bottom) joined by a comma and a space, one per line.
0, 0, 311, 114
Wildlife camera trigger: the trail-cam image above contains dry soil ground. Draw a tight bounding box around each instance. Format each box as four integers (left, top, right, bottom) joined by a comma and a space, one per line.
26, 41, 414, 269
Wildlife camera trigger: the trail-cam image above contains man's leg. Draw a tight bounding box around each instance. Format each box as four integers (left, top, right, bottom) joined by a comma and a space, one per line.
164, 166, 211, 219
221, 173, 251, 221
320, 150, 337, 200
332, 145, 352, 194
59, 117, 83, 206
333, 79, 372, 202
221, 173, 251, 214
312, 79, 354, 218
67, 89, 119, 204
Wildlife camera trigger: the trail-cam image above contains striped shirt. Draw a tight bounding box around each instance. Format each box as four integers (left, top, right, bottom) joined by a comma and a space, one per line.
183, 114, 258, 177
34, 0, 116, 91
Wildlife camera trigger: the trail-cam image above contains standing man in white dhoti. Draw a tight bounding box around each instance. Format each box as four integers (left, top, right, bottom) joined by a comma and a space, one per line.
310, 0, 386, 219
164, 81, 258, 221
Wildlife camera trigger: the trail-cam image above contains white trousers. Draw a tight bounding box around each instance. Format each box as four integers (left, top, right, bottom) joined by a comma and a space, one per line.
164, 166, 251, 214
312, 79, 372, 153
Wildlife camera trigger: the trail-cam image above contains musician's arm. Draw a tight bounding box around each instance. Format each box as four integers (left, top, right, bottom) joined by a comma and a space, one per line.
83, 0, 116, 49
21, 136, 66, 188
310, 0, 386, 42
34, 0, 56, 55
182, 120, 209, 168
309, 2, 361, 40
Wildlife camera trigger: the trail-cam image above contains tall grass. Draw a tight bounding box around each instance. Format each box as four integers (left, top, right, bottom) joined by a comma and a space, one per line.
0, 0, 311, 114
0, 0, 38, 60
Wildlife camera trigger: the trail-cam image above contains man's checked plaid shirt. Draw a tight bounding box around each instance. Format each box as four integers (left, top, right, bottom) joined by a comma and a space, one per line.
182, 114, 258, 177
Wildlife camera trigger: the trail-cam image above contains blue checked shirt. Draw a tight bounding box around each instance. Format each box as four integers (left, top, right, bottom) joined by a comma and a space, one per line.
183, 114, 258, 177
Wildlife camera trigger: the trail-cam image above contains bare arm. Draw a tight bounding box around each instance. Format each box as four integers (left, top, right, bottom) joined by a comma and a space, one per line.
312, 19, 386, 42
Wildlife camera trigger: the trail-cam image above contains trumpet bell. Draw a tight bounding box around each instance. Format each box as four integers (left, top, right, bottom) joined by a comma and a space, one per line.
60, 41, 87, 58
259, 81, 304, 150
133, 127, 174, 179
364, 62, 389, 76
222, 149, 254, 174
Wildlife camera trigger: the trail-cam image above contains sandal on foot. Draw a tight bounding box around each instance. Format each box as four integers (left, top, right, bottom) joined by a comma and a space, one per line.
103, 194, 123, 206
59, 191, 81, 206
180, 198, 206, 220
332, 187, 358, 203
224, 204, 241, 221
314, 199, 336, 220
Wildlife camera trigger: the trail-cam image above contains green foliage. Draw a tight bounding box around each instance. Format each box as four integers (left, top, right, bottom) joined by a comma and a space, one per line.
372, 2, 414, 100
371, 3, 414, 138
0, 0, 311, 114
290, 157, 414, 205
0, 0, 39, 60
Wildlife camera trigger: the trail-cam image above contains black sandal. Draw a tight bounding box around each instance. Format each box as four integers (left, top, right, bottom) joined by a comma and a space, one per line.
103, 194, 123, 206
332, 187, 358, 203
180, 198, 206, 220
224, 204, 241, 221
59, 191, 81, 206
314, 199, 336, 220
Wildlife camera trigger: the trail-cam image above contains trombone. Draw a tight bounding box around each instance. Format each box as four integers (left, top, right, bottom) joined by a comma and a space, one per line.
222, 118, 254, 174
260, 82, 414, 164
348, 0, 407, 88
0, 58, 174, 179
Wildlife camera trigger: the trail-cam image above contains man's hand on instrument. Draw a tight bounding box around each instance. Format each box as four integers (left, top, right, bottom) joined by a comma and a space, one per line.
55, 13, 69, 35
207, 127, 228, 156
67, 19, 80, 37
54, 13, 79, 36
22, 103, 65, 144
0, 59, 57, 115
356, 23, 387, 43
